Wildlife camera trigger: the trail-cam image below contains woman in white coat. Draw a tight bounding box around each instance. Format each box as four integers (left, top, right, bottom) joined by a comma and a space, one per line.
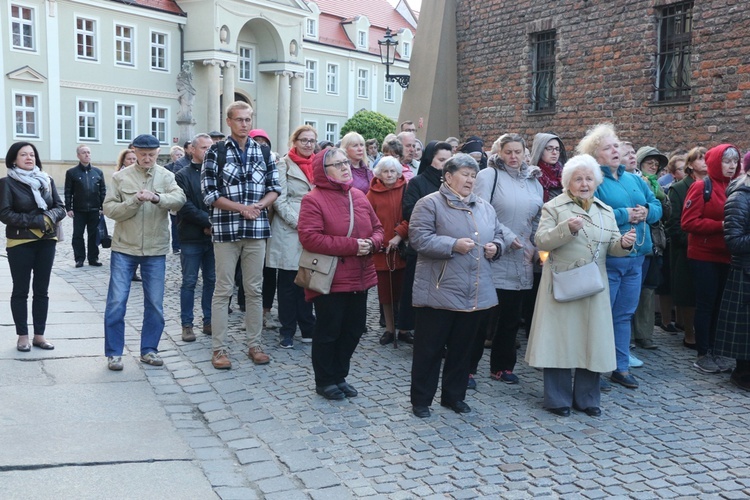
266, 125, 318, 348
526, 155, 635, 417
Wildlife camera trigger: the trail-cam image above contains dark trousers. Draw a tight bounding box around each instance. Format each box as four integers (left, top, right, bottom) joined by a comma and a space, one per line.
690, 259, 729, 356
262, 265, 277, 310
543, 368, 600, 409
169, 213, 180, 252
72, 210, 99, 263
469, 304, 498, 374
311, 292, 366, 387
490, 289, 524, 373
397, 252, 417, 331
277, 269, 315, 340
411, 307, 483, 406
522, 272, 542, 336
7, 239, 56, 336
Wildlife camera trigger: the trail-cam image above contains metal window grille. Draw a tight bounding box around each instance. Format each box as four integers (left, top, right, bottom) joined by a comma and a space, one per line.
531, 31, 556, 112
656, 2, 693, 101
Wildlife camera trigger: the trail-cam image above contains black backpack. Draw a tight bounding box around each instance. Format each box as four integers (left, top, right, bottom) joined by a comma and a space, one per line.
702, 177, 713, 202
213, 140, 272, 189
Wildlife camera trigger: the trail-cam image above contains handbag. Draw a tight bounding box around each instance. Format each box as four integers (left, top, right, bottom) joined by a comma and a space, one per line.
294, 190, 354, 294
97, 214, 112, 248
550, 212, 605, 302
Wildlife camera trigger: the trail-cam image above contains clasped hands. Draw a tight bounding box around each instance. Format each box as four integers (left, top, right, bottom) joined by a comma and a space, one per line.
239, 203, 264, 220
136, 189, 160, 204
453, 237, 498, 259
627, 205, 648, 224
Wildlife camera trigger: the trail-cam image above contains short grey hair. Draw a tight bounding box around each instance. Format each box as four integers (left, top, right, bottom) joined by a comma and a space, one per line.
373, 156, 403, 177
443, 153, 479, 177
723, 147, 740, 163
192, 133, 212, 143
561, 154, 604, 190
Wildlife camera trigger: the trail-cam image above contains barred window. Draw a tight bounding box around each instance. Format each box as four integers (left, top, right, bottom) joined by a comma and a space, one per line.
656, 2, 693, 102
531, 31, 556, 112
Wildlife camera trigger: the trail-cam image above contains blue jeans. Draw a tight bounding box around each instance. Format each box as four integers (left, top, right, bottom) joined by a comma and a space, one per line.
104, 252, 166, 357
606, 255, 644, 373
179, 242, 215, 327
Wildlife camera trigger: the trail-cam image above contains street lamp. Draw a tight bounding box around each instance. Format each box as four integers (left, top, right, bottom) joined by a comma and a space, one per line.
378, 27, 410, 89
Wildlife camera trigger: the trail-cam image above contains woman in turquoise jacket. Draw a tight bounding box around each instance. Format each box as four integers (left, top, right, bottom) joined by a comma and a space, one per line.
576, 124, 662, 390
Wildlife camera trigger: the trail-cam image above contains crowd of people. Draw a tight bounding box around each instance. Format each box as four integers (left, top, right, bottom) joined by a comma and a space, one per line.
3, 105, 750, 419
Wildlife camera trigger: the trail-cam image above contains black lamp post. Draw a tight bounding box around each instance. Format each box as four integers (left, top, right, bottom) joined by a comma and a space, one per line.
378, 27, 410, 89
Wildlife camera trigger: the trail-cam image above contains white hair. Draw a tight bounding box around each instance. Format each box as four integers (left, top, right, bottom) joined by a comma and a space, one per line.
373, 155, 403, 177
561, 154, 603, 189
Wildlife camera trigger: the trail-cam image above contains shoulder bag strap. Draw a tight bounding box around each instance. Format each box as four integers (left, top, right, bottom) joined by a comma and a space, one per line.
592, 211, 604, 261
490, 167, 499, 203
346, 190, 354, 237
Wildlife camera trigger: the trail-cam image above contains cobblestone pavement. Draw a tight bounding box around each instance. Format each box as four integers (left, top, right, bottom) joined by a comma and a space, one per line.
39, 216, 750, 498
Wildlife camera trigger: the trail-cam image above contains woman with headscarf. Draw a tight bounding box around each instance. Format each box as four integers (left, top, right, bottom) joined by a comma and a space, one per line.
530, 133, 568, 202
460, 136, 487, 170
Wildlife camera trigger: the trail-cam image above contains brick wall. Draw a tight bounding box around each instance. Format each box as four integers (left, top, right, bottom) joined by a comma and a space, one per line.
455, 0, 750, 155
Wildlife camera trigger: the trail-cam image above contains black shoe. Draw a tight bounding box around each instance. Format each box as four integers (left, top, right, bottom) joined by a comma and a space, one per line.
337, 382, 358, 398
316, 384, 346, 400
397, 331, 414, 344
75, 260, 84, 268
573, 405, 601, 417
683, 340, 697, 350
412, 405, 431, 418
440, 400, 471, 413
547, 407, 571, 417
89, 260, 103, 267
379, 331, 394, 345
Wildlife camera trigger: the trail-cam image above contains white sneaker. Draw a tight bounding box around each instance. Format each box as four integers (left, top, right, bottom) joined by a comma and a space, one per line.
108, 356, 123, 371
629, 354, 644, 368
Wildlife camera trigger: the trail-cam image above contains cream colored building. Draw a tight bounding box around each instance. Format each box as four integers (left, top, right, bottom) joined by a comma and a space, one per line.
0, 0, 415, 182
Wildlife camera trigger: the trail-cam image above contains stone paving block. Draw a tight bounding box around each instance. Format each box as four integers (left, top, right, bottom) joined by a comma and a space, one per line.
243, 461, 283, 481
308, 486, 352, 500
257, 475, 299, 494
265, 490, 311, 500
214, 487, 260, 500
297, 468, 342, 489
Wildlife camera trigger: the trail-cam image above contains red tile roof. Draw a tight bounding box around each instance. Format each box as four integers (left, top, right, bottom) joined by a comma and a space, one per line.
127, 0, 185, 16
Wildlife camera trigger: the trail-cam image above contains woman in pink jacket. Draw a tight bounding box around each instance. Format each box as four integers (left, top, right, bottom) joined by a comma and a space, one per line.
298, 148, 384, 400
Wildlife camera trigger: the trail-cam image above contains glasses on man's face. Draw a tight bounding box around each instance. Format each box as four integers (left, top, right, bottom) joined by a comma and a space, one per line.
232, 118, 253, 124
544, 146, 561, 153
297, 138, 316, 145
325, 160, 351, 170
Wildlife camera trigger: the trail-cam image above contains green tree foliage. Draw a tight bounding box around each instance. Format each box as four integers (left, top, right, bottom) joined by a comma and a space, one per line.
340, 110, 397, 146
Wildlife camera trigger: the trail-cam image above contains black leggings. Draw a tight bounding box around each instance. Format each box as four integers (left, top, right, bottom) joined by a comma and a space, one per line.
7, 239, 57, 336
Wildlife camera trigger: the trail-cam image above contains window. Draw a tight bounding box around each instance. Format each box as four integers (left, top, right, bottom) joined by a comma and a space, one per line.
357, 68, 369, 98
115, 104, 135, 143
11, 4, 35, 50
384, 82, 395, 102
326, 64, 339, 94
115, 24, 134, 66
305, 59, 318, 92
150, 107, 168, 144
150, 31, 168, 71
305, 18, 317, 38
77, 100, 99, 141
402, 41, 411, 59
239, 46, 254, 82
656, 2, 693, 102
357, 30, 367, 49
325, 122, 339, 143
13, 93, 38, 137
76, 17, 97, 60
531, 30, 556, 112
304, 120, 318, 130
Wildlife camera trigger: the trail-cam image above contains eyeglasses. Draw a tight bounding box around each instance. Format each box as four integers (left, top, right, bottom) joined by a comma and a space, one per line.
297, 138, 317, 145
231, 118, 253, 124
324, 160, 351, 170
544, 146, 561, 153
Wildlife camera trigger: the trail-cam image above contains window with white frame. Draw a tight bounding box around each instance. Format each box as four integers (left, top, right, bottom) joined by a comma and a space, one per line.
13, 93, 38, 137
402, 41, 411, 59
77, 100, 99, 141
305, 18, 317, 38
384, 82, 395, 102
115, 104, 135, 143
304, 120, 318, 131
325, 122, 339, 143
326, 64, 339, 95
239, 46, 255, 82
357, 30, 367, 49
357, 68, 369, 98
150, 31, 168, 71
10, 4, 35, 51
115, 24, 134, 66
305, 59, 318, 92
76, 17, 97, 60
150, 107, 168, 144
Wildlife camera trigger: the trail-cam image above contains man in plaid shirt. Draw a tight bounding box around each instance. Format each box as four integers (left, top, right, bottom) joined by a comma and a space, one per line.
202, 101, 281, 369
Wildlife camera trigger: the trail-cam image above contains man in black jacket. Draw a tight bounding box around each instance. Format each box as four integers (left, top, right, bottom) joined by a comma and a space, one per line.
65, 145, 106, 267
174, 133, 215, 342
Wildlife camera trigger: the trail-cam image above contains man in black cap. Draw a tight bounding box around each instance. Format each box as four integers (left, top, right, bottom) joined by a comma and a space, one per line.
64, 145, 106, 267
209, 131, 225, 143
102, 134, 186, 371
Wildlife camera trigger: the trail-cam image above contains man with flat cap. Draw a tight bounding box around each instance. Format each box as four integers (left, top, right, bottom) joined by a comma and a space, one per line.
209, 130, 225, 143
103, 134, 186, 371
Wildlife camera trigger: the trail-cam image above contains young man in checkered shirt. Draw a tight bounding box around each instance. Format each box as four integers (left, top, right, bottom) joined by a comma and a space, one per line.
202, 101, 281, 369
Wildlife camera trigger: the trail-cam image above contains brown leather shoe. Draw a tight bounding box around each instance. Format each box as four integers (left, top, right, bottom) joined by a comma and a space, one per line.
202, 324, 212, 336
182, 326, 196, 342
248, 346, 270, 365
212, 349, 231, 370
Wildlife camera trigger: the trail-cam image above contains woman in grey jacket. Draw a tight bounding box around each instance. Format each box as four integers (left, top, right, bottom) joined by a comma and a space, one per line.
409, 154, 506, 418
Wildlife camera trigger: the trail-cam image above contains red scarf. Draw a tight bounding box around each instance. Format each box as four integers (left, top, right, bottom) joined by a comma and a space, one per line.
538, 160, 563, 202
287, 147, 314, 182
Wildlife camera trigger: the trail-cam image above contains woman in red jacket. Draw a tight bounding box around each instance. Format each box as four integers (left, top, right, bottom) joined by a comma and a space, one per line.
681, 144, 740, 374
366, 156, 409, 346
298, 148, 384, 400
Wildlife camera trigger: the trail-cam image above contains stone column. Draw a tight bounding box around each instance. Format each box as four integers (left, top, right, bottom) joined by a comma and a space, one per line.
203, 59, 223, 133
289, 72, 304, 134
222, 63, 236, 137
277, 71, 291, 147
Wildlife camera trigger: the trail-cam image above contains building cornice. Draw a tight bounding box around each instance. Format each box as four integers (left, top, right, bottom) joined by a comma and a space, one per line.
59, 80, 178, 99
64, 0, 187, 23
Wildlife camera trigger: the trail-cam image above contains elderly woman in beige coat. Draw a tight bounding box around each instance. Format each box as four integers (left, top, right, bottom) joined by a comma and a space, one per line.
266, 125, 317, 348
526, 155, 636, 417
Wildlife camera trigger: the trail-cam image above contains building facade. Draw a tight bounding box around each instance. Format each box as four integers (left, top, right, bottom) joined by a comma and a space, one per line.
0, 0, 415, 181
